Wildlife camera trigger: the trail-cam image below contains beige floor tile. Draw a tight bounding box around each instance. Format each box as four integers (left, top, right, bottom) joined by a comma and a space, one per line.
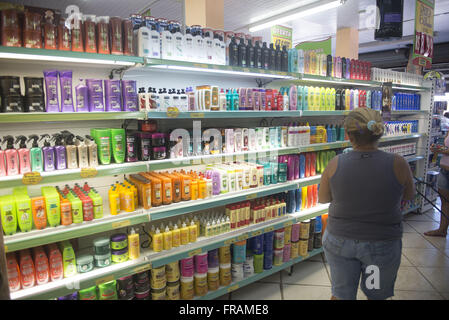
402, 233, 437, 249
402, 221, 418, 233
404, 213, 435, 222
215, 294, 230, 300
406, 221, 440, 233
417, 267, 449, 292
400, 254, 414, 267
441, 292, 449, 300
282, 261, 331, 286
257, 271, 281, 283
403, 248, 449, 267
283, 284, 332, 300
231, 282, 282, 300
394, 267, 435, 291
392, 290, 444, 300
422, 235, 449, 250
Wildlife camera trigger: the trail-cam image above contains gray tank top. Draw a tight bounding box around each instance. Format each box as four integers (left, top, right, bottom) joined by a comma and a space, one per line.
327, 150, 404, 241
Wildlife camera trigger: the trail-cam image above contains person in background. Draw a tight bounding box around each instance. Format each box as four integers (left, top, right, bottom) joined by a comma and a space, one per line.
318, 108, 415, 300
440, 112, 449, 133
426, 133, 449, 237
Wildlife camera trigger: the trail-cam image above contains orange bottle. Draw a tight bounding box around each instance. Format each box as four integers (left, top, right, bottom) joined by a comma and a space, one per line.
161, 172, 181, 203
139, 172, 162, 207
190, 179, 199, 201
6, 253, 21, 292
129, 174, 152, 210
47, 243, 63, 281
198, 179, 207, 199
149, 172, 172, 205
19, 249, 35, 289
31, 196, 47, 230
172, 171, 191, 201
307, 185, 313, 209
60, 197, 72, 226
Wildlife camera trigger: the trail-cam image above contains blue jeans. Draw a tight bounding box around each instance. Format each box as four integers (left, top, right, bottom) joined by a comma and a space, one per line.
323, 230, 402, 300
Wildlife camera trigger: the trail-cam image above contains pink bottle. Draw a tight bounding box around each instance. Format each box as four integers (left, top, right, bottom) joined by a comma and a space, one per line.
16, 135, 31, 174
0, 139, 5, 177
3, 135, 19, 176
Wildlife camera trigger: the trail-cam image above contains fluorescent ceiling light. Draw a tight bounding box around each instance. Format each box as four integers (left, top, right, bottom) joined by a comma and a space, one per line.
148, 64, 296, 79
0, 52, 135, 66
249, 0, 345, 33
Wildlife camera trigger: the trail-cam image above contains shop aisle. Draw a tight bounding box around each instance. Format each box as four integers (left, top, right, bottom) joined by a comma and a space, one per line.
216, 208, 449, 300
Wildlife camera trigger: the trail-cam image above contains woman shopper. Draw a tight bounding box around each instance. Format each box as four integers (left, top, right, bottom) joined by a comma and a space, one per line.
318, 108, 415, 300
425, 132, 449, 237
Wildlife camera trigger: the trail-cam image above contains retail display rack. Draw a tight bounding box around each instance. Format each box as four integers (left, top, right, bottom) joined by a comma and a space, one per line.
0, 46, 435, 300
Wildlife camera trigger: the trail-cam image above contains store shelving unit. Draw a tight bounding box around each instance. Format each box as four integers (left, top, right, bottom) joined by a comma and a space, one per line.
0, 45, 435, 300
9, 204, 328, 300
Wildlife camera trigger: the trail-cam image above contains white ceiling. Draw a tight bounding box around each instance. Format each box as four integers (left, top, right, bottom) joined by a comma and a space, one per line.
6, 0, 449, 53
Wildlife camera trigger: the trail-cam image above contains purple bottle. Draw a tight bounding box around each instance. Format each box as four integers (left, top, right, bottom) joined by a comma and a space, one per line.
39, 134, 55, 172
293, 155, 299, 180
43, 70, 59, 112
210, 170, 221, 195
345, 58, 351, 79
52, 133, 67, 170
104, 79, 122, 112
86, 79, 105, 112
75, 79, 89, 112
121, 80, 138, 111
58, 70, 74, 112
287, 155, 295, 181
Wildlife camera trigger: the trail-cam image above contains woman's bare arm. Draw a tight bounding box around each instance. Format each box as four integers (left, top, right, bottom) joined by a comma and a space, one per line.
318, 156, 338, 204
393, 154, 416, 201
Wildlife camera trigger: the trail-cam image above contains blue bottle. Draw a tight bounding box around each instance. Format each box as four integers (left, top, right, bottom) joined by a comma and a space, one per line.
295, 188, 301, 212
299, 154, 306, 178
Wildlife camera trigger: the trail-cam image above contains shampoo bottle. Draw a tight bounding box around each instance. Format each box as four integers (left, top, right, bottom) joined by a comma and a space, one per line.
153, 228, 163, 252
110, 128, 126, 164
3, 136, 19, 176
85, 135, 98, 167
128, 228, 140, 260
19, 249, 35, 289
60, 241, 77, 278
51, 134, 67, 170
75, 136, 89, 168
15, 135, 31, 174
0, 195, 17, 235
14, 194, 32, 232
28, 135, 43, 172
0, 138, 5, 177
62, 131, 78, 169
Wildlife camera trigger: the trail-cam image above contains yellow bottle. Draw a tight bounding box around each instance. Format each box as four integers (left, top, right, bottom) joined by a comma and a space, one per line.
189, 221, 197, 243
153, 228, 163, 252
172, 224, 181, 247
301, 187, 308, 210
124, 186, 135, 212
163, 226, 173, 251
128, 228, 140, 260
191, 180, 198, 200
180, 222, 189, 245
193, 216, 200, 235
149, 225, 155, 249
108, 186, 120, 215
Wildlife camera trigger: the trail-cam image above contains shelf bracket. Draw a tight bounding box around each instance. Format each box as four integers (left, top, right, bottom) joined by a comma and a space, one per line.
109, 66, 132, 80
256, 78, 273, 88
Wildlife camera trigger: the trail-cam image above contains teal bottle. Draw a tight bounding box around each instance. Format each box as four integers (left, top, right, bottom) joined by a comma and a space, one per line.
28, 135, 43, 172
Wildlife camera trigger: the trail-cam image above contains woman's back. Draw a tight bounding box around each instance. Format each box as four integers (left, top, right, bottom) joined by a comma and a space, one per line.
327, 150, 404, 241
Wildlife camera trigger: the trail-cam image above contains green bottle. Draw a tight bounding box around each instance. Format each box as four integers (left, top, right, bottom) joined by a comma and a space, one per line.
28, 135, 43, 172
0, 195, 17, 235
41, 187, 61, 227
98, 280, 117, 300
60, 240, 77, 278
90, 129, 111, 165
66, 191, 83, 224
14, 194, 32, 232
110, 128, 125, 164
79, 286, 98, 300
12, 186, 28, 196
88, 189, 103, 219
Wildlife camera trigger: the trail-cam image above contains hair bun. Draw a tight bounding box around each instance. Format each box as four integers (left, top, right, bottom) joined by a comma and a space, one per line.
371, 122, 384, 135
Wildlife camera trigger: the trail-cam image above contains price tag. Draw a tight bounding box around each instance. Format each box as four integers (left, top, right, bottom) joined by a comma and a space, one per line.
264, 226, 275, 233
237, 234, 248, 241
112, 220, 131, 229
190, 113, 205, 118
134, 263, 152, 274
96, 275, 115, 286
224, 238, 236, 245
188, 248, 202, 257
246, 193, 258, 200
227, 284, 239, 293
166, 107, 180, 118
80, 167, 98, 178
251, 230, 262, 237
22, 172, 42, 185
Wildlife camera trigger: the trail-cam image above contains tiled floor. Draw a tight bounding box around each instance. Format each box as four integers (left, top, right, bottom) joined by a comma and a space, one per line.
216, 209, 449, 300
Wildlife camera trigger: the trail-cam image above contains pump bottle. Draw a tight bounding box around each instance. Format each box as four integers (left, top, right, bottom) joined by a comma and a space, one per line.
62, 131, 78, 169
0, 138, 5, 176
15, 136, 31, 174
39, 134, 55, 172
51, 134, 67, 170
3, 136, 19, 176
27, 135, 43, 172
75, 136, 89, 168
